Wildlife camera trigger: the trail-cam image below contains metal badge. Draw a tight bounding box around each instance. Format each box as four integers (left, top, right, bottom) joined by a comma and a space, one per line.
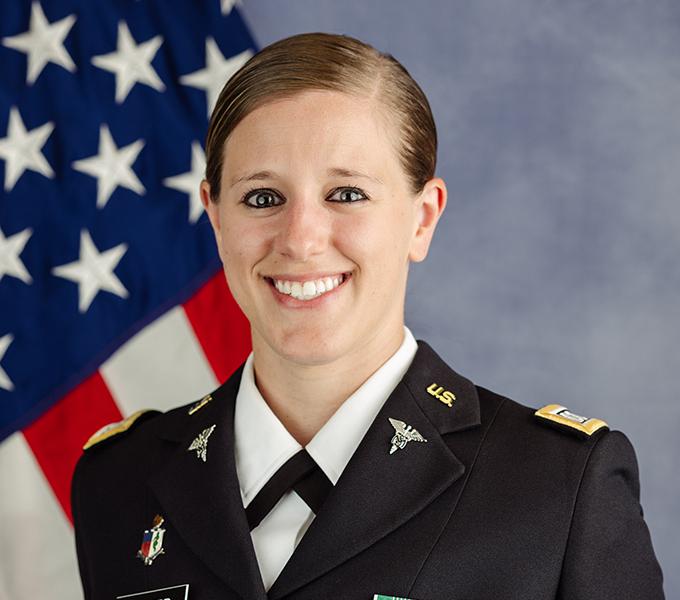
188, 393, 213, 415
388, 418, 427, 454
136, 514, 166, 566
188, 424, 216, 462
426, 382, 456, 407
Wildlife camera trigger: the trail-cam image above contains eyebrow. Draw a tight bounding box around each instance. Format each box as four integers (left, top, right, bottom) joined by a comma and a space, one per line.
229, 170, 277, 188
326, 168, 383, 185
229, 167, 384, 187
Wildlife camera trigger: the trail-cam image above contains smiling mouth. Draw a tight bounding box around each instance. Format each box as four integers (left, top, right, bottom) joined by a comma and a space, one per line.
264, 273, 351, 301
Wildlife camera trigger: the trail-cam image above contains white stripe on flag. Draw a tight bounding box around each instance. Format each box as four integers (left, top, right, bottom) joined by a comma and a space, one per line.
0, 433, 82, 600
100, 305, 219, 416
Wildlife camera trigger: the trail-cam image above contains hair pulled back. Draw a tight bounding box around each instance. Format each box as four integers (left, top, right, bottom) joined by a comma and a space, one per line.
204, 32, 437, 200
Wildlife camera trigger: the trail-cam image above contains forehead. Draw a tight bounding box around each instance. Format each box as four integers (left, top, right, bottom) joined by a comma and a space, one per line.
222, 90, 403, 185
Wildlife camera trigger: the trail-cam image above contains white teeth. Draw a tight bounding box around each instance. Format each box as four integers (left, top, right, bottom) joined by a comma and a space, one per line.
302, 281, 316, 299
270, 274, 347, 301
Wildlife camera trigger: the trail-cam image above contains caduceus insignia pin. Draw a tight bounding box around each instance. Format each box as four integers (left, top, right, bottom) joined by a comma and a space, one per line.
388, 418, 427, 454
188, 424, 216, 462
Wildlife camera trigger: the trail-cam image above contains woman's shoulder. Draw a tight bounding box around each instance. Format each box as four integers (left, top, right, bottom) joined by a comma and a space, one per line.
474, 381, 626, 464
76, 367, 244, 472
73, 394, 210, 484
471, 382, 644, 500
478, 384, 610, 439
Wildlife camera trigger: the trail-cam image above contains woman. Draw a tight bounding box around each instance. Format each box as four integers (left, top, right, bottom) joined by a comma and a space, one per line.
72, 32, 664, 599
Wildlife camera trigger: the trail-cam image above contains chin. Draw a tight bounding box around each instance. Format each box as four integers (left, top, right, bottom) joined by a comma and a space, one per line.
266, 325, 351, 366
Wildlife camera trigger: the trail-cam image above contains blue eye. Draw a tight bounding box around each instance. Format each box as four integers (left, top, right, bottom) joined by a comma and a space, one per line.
328, 187, 368, 203
243, 189, 283, 208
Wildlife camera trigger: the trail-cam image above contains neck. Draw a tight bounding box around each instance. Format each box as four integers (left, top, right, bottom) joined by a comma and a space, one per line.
251, 325, 405, 446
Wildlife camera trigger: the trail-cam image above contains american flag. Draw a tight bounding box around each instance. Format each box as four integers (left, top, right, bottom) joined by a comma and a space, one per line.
0, 2, 254, 596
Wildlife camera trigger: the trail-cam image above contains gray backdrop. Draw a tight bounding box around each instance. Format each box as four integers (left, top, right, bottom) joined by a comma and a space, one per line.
240, 0, 679, 594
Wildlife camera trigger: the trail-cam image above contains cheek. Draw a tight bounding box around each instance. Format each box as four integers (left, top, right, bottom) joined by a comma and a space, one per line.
217, 231, 261, 307
219, 220, 269, 268
337, 207, 414, 270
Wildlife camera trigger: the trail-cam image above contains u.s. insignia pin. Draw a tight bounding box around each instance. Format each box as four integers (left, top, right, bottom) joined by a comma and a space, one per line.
388, 418, 427, 454
137, 515, 166, 566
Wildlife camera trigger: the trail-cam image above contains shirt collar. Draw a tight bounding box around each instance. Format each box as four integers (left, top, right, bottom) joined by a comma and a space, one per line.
234, 326, 418, 506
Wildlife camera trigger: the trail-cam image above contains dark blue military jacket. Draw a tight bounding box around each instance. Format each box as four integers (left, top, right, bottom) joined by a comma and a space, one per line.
72, 341, 665, 599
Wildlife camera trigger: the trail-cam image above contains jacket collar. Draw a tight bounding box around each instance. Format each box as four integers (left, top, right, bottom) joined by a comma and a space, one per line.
148, 366, 268, 600
148, 340, 480, 599
268, 340, 480, 598
402, 340, 480, 435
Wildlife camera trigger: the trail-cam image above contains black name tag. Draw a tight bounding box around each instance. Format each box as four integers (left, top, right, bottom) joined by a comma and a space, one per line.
116, 584, 189, 600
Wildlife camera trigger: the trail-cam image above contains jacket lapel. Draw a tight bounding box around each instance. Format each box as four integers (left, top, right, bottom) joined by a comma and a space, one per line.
148, 367, 267, 600
268, 341, 481, 599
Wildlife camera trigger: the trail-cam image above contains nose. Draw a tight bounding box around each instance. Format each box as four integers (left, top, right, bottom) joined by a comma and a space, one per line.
275, 196, 330, 261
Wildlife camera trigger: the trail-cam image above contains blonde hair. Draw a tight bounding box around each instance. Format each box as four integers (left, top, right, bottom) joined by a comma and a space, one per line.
205, 32, 437, 200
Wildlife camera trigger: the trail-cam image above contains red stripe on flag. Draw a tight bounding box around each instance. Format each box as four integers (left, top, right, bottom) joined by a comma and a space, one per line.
184, 271, 251, 383
23, 372, 123, 524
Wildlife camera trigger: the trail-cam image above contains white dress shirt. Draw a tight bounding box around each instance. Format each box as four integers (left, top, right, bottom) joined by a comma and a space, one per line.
233, 326, 418, 590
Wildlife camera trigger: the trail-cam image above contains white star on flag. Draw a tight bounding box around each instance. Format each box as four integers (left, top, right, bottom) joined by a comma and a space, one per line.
1, 1, 76, 85
180, 38, 253, 117
0, 227, 33, 284
52, 230, 129, 313
221, 0, 243, 15
0, 333, 14, 392
72, 124, 145, 209
163, 141, 206, 223
91, 21, 165, 104
0, 107, 54, 192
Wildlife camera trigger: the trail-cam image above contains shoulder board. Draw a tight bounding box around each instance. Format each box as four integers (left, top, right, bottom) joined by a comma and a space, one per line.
534, 404, 608, 439
83, 409, 160, 450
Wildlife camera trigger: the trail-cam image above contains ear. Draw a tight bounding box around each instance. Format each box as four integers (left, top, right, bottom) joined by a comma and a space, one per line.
409, 177, 447, 262
200, 180, 224, 261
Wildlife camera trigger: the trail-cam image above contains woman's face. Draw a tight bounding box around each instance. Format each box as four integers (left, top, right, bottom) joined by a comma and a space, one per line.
201, 89, 445, 366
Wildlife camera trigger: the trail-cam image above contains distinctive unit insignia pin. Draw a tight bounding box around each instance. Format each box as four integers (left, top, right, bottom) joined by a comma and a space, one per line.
388, 418, 427, 454
188, 424, 216, 462
137, 514, 166, 566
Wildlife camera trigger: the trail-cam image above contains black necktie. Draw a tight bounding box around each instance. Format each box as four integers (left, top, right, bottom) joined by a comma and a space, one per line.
245, 449, 333, 531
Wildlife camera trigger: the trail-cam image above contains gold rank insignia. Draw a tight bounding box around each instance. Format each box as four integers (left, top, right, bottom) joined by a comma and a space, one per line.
83, 410, 155, 450
534, 404, 608, 437
188, 393, 213, 415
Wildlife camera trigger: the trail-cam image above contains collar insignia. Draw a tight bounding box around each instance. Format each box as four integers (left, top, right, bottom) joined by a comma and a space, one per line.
187, 424, 216, 462
188, 393, 213, 415
388, 418, 427, 454
426, 383, 456, 407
